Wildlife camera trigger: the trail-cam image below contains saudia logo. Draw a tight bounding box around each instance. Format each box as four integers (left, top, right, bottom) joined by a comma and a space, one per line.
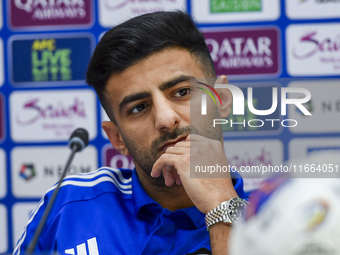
210, 0, 261, 13
14, 0, 86, 19
104, 0, 177, 10
228, 148, 273, 169
16, 97, 86, 126
31, 39, 72, 82
199, 83, 312, 128
293, 31, 340, 59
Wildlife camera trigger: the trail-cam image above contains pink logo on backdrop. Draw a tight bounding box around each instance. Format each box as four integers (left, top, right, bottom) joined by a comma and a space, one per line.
10, 0, 92, 29
204, 28, 279, 76
228, 148, 273, 169
104, 0, 176, 10
104, 146, 135, 170
16, 97, 86, 126
293, 31, 340, 59
0, 95, 4, 141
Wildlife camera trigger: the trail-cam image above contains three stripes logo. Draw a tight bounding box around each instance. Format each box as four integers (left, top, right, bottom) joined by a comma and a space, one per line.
197, 82, 222, 115
65, 237, 99, 255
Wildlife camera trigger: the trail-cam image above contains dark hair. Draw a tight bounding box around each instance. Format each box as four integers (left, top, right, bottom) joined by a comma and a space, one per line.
86, 10, 216, 122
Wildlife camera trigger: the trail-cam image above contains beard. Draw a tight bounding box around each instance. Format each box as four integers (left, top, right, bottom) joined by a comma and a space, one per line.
121, 112, 222, 187
122, 126, 192, 186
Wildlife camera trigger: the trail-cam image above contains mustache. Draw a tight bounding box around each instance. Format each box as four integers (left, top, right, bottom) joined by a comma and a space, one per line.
151, 126, 198, 151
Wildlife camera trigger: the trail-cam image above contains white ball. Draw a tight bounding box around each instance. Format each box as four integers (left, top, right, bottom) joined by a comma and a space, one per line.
230, 152, 340, 255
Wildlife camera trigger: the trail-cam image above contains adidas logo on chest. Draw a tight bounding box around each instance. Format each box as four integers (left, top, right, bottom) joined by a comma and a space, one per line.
65, 237, 99, 255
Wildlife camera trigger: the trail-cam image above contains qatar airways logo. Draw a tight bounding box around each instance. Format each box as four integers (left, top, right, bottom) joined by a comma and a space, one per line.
10, 0, 92, 29
199, 83, 312, 128
104, 0, 176, 10
293, 31, 340, 59
16, 97, 86, 126
204, 28, 279, 76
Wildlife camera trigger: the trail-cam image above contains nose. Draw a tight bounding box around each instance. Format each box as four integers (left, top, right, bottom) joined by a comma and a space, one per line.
153, 96, 181, 132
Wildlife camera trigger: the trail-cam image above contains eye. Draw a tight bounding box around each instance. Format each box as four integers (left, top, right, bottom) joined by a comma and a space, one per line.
173, 88, 190, 98
129, 103, 148, 115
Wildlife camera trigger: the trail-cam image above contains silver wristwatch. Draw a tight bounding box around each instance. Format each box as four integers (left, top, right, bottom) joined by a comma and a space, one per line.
205, 197, 249, 230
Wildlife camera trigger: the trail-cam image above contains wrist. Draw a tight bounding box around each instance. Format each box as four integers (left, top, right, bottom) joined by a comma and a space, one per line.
205, 197, 248, 231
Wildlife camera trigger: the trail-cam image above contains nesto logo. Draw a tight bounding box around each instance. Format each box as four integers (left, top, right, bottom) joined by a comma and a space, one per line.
288, 81, 340, 134
11, 146, 98, 198
204, 28, 280, 76
19, 163, 37, 181
10, 0, 92, 29
10, 90, 97, 142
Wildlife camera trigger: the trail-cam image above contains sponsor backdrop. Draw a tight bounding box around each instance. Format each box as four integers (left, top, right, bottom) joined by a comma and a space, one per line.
0, 0, 339, 253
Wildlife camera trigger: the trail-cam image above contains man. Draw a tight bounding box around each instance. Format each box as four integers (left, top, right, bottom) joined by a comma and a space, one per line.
14, 11, 247, 255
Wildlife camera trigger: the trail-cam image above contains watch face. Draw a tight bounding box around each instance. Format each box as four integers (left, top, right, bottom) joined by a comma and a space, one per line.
229, 198, 248, 223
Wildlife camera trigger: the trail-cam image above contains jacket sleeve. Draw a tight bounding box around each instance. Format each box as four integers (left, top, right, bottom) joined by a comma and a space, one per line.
13, 192, 53, 255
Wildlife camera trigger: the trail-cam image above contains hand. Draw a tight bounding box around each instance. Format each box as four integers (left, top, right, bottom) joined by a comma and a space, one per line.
151, 134, 238, 214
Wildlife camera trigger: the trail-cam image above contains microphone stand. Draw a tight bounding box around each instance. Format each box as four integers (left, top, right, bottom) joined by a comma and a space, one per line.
26, 145, 78, 255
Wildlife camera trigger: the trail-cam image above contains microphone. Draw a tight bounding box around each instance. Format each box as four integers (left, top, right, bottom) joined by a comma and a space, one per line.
26, 128, 89, 255
68, 128, 89, 152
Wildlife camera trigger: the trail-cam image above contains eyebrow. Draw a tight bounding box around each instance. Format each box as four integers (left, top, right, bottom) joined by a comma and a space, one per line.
118, 74, 194, 113
159, 74, 194, 91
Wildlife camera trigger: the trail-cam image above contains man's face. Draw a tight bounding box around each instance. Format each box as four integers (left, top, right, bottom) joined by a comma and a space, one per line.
104, 48, 221, 186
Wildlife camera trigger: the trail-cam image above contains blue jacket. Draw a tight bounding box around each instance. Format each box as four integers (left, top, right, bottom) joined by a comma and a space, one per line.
14, 167, 247, 255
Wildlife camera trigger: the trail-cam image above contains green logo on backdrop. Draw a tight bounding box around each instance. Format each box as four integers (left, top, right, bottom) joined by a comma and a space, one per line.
210, 0, 261, 13
31, 39, 72, 82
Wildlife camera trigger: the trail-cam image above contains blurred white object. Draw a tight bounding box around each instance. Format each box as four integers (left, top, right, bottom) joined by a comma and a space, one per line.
230, 151, 340, 255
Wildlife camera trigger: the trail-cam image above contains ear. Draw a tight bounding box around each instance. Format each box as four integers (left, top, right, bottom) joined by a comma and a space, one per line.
102, 121, 131, 156
215, 75, 232, 119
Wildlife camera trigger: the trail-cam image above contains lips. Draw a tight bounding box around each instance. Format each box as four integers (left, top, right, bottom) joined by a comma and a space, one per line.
159, 135, 188, 152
